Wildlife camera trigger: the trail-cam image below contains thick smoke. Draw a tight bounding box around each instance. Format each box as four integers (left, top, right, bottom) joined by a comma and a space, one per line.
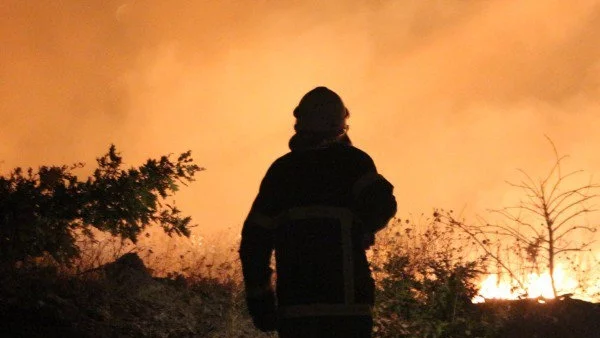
2, 0, 600, 241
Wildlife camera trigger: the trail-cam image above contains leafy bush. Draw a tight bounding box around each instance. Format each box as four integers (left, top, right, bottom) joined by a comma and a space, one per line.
0, 145, 202, 266
372, 215, 497, 337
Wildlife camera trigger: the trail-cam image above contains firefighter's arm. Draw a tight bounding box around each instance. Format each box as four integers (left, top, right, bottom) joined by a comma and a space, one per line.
352, 171, 398, 237
239, 163, 281, 332
239, 211, 277, 331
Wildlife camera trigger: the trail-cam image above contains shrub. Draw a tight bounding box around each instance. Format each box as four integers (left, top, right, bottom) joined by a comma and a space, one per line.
372, 215, 494, 337
0, 145, 202, 266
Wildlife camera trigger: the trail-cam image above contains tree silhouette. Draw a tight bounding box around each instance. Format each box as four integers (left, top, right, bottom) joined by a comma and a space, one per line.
0, 145, 203, 266
444, 138, 598, 298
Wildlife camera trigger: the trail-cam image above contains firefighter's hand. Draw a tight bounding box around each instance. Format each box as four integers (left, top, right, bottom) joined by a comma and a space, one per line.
362, 232, 375, 249
247, 289, 277, 332
252, 313, 278, 332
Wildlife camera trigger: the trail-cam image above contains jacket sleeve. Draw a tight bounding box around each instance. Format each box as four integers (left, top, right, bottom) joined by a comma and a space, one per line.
239, 165, 280, 319
352, 164, 397, 234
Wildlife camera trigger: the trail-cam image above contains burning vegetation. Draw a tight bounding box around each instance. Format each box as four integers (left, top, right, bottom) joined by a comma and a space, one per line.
445, 138, 600, 304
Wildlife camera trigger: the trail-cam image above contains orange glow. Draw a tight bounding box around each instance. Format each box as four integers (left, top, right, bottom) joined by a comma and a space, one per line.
1, 0, 600, 265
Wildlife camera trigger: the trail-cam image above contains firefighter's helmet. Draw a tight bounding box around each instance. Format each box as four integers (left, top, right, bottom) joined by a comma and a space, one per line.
293, 87, 349, 135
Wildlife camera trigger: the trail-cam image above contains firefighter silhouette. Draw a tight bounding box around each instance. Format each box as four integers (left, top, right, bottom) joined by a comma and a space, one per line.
240, 87, 397, 337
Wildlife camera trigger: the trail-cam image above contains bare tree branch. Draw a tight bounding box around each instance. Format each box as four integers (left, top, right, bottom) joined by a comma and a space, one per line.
555, 246, 594, 255
555, 225, 598, 242
548, 183, 598, 216
452, 138, 599, 298
446, 217, 526, 290
489, 209, 543, 238
554, 208, 597, 232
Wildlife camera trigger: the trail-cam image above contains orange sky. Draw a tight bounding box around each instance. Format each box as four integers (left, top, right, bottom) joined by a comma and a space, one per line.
2, 0, 600, 247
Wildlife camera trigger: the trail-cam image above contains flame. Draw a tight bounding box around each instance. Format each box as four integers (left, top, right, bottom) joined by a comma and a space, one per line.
473, 265, 580, 303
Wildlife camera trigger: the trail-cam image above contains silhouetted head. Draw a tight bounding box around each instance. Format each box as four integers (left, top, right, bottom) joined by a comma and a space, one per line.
293, 86, 349, 135
289, 87, 351, 151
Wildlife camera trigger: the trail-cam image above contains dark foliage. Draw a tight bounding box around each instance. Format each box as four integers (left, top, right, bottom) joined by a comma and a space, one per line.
0, 253, 265, 338
372, 216, 498, 337
0, 145, 202, 265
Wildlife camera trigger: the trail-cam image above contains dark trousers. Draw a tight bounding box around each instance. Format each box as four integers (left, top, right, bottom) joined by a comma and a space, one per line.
278, 316, 373, 338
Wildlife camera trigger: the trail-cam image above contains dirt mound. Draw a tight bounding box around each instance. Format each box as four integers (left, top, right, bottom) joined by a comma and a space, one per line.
477, 297, 600, 338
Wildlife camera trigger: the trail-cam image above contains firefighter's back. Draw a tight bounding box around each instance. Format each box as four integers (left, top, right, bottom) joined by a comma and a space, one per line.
269, 144, 379, 338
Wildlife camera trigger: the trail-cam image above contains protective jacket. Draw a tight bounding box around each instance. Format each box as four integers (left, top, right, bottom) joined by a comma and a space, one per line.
239, 141, 397, 334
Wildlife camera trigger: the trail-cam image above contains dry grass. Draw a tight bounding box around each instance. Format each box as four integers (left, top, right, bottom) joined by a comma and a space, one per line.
2, 221, 599, 337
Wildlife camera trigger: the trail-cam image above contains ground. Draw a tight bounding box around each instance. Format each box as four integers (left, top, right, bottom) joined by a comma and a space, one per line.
1, 254, 599, 338
477, 297, 600, 338
0, 253, 273, 338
